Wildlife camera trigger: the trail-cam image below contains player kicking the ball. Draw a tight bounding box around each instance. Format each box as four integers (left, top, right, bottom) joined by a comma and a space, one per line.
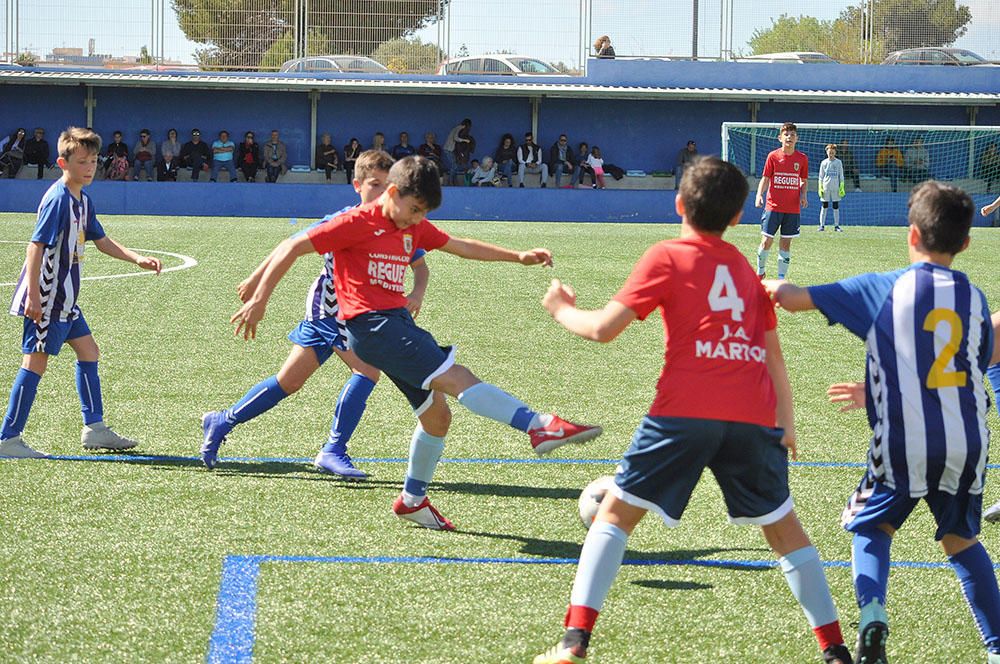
229, 156, 601, 530
533, 157, 851, 664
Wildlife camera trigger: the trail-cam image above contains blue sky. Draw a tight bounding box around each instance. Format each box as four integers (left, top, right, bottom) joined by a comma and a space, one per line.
8, 0, 999, 67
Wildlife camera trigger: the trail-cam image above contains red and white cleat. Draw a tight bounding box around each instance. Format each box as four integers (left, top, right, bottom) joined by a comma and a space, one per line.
392, 494, 456, 531
530, 415, 603, 455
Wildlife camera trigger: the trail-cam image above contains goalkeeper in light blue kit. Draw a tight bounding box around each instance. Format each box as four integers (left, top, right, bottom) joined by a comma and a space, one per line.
818, 144, 845, 232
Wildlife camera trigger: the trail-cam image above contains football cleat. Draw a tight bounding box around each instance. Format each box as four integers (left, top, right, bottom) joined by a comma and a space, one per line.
984, 500, 1000, 524
855, 621, 888, 664
314, 450, 368, 481
81, 422, 137, 451
835, 226, 844, 232
392, 494, 455, 531
0, 435, 48, 458
530, 415, 603, 455
533, 643, 587, 664
200, 411, 231, 469
822, 643, 852, 664
818, 225, 826, 232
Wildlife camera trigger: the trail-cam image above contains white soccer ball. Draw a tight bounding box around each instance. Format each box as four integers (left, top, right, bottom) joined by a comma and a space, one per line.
578, 475, 616, 530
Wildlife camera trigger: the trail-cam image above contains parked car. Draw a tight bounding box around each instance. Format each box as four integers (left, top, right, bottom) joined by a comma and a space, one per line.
881, 48, 997, 66
280, 56, 389, 74
739, 52, 838, 64
437, 55, 560, 76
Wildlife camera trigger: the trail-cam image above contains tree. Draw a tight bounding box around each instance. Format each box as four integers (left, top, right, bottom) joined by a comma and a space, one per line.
372, 38, 443, 74
139, 46, 154, 65
172, 0, 445, 70
259, 28, 331, 70
746, 0, 971, 64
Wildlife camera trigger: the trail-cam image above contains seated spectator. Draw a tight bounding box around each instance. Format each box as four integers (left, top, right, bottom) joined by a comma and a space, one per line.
104, 130, 131, 180
157, 150, 180, 182
838, 139, 861, 192
594, 35, 615, 59
875, 137, 903, 192
261, 129, 287, 183
548, 134, 576, 188
587, 145, 607, 189
903, 136, 930, 183
237, 131, 261, 182
979, 143, 1000, 193
494, 133, 517, 187
417, 132, 443, 176
675, 139, 698, 186
161, 128, 182, 167
23, 127, 51, 180
471, 155, 498, 187
180, 129, 212, 181
391, 131, 416, 160
343, 138, 361, 182
132, 128, 157, 181
315, 133, 339, 181
211, 130, 238, 182
572, 141, 593, 187
517, 131, 549, 187
371, 132, 386, 152
464, 159, 479, 186
0, 127, 26, 178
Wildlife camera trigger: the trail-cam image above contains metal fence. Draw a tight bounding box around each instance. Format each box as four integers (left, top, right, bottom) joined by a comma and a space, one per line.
3, 0, 997, 71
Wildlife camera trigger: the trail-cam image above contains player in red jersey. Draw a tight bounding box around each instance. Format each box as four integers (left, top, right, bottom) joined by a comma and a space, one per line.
756, 121, 808, 280
533, 157, 850, 664
230, 156, 601, 530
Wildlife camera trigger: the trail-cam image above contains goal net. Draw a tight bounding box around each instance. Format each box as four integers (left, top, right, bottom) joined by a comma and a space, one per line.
722, 123, 1000, 226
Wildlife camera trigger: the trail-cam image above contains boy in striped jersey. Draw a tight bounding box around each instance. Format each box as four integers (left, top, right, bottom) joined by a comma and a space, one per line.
768, 181, 1000, 664
0, 127, 162, 459
200, 150, 428, 479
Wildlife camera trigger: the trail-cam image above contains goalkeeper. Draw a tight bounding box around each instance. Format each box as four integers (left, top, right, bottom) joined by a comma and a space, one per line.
818, 144, 845, 232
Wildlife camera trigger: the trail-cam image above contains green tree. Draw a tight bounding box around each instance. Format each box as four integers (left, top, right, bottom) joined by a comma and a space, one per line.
172, 0, 445, 70
372, 38, 443, 73
259, 28, 331, 70
139, 45, 154, 65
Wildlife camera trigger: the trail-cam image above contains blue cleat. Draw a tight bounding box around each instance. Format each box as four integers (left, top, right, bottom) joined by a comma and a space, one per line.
200, 411, 231, 469
314, 450, 368, 481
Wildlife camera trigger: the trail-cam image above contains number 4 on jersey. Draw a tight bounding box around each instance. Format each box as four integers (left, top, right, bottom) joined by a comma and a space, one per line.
708, 264, 745, 321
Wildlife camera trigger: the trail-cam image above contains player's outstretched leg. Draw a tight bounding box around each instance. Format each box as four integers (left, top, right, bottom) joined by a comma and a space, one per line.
0, 366, 47, 458
392, 394, 454, 530
201, 375, 289, 469
944, 537, 1000, 662
850, 527, 891, 664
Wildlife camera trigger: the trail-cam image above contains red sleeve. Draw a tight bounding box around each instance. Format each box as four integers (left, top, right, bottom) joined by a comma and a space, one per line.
612, 243, 672, 321
307, 209, 371, 254
762, 152, 775, 178
416, 219, 451, 251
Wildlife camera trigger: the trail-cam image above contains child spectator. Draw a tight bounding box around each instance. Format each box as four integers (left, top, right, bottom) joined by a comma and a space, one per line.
104, 130, 130, 181
818, 143, 845, 232
0, 127, 162, 459
586, 146, 606, 189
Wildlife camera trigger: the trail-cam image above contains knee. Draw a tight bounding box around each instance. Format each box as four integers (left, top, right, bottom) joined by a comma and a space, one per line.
420, 402, 452, 436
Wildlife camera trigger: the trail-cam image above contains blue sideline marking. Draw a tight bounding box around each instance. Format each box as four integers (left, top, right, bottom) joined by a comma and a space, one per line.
207, 553, 1000, 663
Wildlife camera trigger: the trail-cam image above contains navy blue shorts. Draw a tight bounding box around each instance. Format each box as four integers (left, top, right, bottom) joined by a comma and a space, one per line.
761, 210, 800, 238
612, 415, 792, 527
841, 473, 982, 541
21, 313, 92, 356
287, 317, 348, 365
345, 308, 453, 414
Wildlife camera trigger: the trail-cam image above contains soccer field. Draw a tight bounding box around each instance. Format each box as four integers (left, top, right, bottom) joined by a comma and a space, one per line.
1, 213, 999, 663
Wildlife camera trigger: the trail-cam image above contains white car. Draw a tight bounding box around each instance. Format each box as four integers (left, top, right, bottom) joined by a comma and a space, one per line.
739, 52, 838, 64
280, 56, 389, 74
437, 55, 560, 76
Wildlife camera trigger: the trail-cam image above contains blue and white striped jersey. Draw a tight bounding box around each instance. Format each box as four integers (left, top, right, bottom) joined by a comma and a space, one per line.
296, 205, 425, 321
9, 180, 106, 322
810, 263, 992, 497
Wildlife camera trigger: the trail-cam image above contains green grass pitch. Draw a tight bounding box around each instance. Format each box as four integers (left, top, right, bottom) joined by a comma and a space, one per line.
1, 212, 999, 662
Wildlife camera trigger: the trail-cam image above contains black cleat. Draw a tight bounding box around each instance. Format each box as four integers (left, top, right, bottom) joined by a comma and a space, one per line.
823, 643, 852, 664
855, 621, 888, 664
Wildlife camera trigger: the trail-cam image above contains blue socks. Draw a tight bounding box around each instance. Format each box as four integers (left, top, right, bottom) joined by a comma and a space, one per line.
852, 529, 892, 610
75, 360, 103, 425
987, 364, 1000, 396
950, 542, 1000, 653
402, 425, 445, 505
224, 375, 288, 426
1, 368, 41, 440
321, 373, 376, 454
778, 545, 839, 628
569, 520, 628, 611
457, 382, 541, 431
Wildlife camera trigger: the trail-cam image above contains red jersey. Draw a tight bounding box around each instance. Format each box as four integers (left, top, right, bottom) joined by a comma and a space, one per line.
613, 233, 777, 427
763, 148, 808, 213
307, 202, 450, 319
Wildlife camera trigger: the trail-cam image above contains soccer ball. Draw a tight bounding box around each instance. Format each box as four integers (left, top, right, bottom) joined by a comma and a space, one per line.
578, 475, 616, 529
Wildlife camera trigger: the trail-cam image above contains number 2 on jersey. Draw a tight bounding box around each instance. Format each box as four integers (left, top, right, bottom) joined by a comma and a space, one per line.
923, 308, 967, 389
707, 264, 745, 321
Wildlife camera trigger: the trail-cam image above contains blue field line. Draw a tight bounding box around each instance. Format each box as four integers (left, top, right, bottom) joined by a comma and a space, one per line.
207, 553, 1000, 663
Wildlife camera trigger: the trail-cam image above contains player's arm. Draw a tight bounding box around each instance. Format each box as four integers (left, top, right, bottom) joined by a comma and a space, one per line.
440, 237, 552, 266
800, 175, 808, 209
230, 234, 315, 340
828, 381, 866, 413
990, 311, 1000, 365
237, 245, 282, 303
762, 280, 815, 312
755, 175, 770, 208
22, 241, 45, 323
764, 329, 796, 460
406, 256, 430, 319
982, 195, 1000, 217
542, 278, 637, 343
92, 236, 162, 274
